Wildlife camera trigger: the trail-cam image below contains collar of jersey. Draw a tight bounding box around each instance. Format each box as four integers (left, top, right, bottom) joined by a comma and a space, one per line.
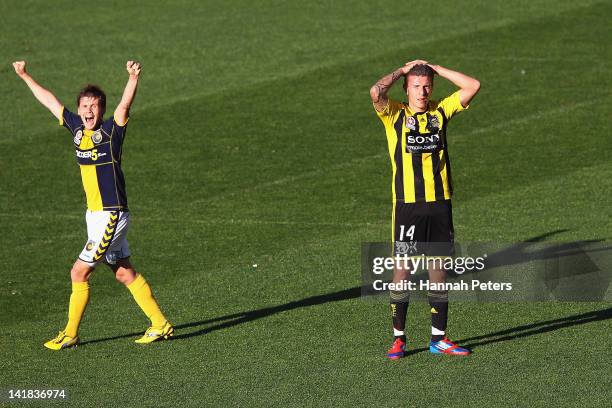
404, 102, 430, 115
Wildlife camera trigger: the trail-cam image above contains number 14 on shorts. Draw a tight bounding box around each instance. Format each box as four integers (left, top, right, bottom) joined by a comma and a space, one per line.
399, 225, 415, 241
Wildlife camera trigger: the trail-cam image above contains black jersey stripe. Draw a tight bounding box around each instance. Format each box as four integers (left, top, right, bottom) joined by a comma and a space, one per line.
443, 149, 453, 196
393, 110, 406, 202
431, 150, 446, 200
411, 153, 425, 202
437, 107, 447, 124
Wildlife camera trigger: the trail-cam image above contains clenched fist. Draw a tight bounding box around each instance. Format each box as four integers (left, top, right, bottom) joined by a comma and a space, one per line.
12, 61, 27, 76
126, 60, 142, 77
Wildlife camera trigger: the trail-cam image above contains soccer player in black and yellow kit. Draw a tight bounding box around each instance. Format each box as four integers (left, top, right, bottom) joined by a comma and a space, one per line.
13, 60, 173, 349
370, 60, 480, 359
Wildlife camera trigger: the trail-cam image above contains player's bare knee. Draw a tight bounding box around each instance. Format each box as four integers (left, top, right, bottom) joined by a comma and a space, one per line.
428, 267, 447, 284
70, 262, 93, 282
393, 267, 412, 283
114, 271, 127, 284
114, 267, 137, 285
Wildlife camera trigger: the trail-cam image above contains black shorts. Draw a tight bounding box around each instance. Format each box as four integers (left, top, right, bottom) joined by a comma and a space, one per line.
393, 200, 454, 257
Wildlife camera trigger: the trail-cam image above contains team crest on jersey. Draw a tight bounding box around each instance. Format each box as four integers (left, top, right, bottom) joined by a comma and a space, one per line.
74, 130, 83, 145
92, 130, 103, 144
429, 116, 440, 128
85, 240, 96, 251
405, 116, 416, 130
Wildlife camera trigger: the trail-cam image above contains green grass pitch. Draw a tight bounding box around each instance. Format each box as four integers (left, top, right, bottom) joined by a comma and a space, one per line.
1, 0, 611, 406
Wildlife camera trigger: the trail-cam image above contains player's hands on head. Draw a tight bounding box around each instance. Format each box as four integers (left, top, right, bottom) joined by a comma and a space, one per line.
126, 60, 142, 77
426, 63, 440, 74
400, 59, 428, 75
12, 61, 27, 76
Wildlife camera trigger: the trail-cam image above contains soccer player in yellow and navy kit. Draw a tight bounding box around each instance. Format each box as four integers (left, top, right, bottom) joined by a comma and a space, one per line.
370, 59, 480, 359
13, 60, 173, 349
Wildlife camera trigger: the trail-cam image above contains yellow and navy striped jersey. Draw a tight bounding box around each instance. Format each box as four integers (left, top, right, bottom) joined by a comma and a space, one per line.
375, 91, 468, 203
60, 107, 129, 211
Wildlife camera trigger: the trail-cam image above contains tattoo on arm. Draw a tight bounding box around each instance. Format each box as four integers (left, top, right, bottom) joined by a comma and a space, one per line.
371, 69, 403, 112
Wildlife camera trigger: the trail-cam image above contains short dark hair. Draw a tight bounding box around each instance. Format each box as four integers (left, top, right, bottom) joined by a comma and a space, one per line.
77, 84, 106, 113
407, 64, 434, 79
403, 64, 435, 90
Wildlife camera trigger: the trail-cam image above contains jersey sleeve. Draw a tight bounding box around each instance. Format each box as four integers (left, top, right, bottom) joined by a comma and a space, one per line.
113, 113, 129, 128
373, 98, 403, 128
437, 91, 468, 121
105, 115, 128, 142
101, 116, 128, 161
59, 107, 82, 134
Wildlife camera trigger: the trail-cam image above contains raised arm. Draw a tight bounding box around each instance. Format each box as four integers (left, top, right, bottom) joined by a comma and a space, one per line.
13, 61, 63, 120
428, 64, 480, 107
114, 60, 142, 126
370, 59, 428, 112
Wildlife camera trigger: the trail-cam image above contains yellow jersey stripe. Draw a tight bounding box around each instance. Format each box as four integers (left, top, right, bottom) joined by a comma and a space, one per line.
439, 150, 451, 199
422, 153, 436, 202
80, 166, 103, 211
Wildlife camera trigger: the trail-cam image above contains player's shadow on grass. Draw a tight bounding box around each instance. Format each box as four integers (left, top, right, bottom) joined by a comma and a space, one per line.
80, 286, 364, 345
171, 286, 364, 340
411, 229, 611, 282
408, 230, 612, 301
474, 229, 610, 271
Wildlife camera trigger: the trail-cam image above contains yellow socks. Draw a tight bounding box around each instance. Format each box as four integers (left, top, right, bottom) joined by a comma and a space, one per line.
127, 274, 167, 327
61, 275, 166, 337
64, 281, 90, 338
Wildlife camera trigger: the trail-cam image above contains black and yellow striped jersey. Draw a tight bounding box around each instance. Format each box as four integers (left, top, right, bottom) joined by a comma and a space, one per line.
375, 91, 468, 203
60, 107, 129, 211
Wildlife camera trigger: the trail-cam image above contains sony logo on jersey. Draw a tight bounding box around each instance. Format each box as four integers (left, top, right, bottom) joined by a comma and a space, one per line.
76, 149, 107, 161
406, 134, 440, 144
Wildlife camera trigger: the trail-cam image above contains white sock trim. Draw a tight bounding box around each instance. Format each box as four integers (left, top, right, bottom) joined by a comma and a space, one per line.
393, 328, 405, 337
432, 327, 445, 336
